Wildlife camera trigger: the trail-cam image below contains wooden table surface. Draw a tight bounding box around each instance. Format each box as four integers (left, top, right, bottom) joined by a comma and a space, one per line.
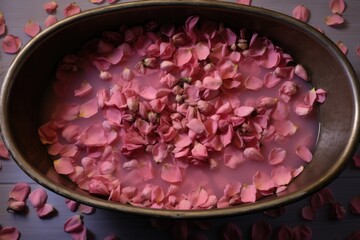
0, 0, 360, 239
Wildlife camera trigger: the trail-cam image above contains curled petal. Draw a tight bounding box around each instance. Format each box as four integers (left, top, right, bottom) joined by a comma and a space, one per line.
7, 200, 27, 212
54, 157, 74, 175
44, 15, 58, 28
315, 88, 327, 103
294, 64, 308, 81
0, 226, 20, 240
244, 76, 263, 90
63, 3, 81, 17
28, 188, 48, 209
65, 199, 79, 212
357, 45, 360, 57
325, 14, 344, 26
294, 104, 312, 117
9, 182, 31, 201
268, 148, 286, 165
203, 76, 222, 90
191, 142, 208, 159
296, 146, 313, 162
336, 41, 348, 55
244, 147, 263, 161
36, 203, 55, 218
234, 106, 254, 117
64, 215, 83, 233
74, 82, 92, 97
272, 166, 292, 186
329, 0, 346, 14
2, 35, 22, 54
0, 138, 10, 159
161, 164, 182, 183
251, 220, 272, 240
0, 12, 6, 36
253, 171, 275, 191
292, 5, 310, 22
44, 1, 58, 13
185, 15, 199, 42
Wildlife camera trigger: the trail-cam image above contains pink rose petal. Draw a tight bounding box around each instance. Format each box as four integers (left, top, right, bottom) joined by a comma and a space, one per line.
0, 138, 10, 159
65, 199, 79, 212
24, 20, 41, 37
336, 41, 348, 55
161, 164, 182, 183
325, 14, 344, 26
296, 146, 313, 162
0, 12, 6, 36
44, 1, 58, 13
244, 76, 263, 90
268, 148, 286, 165
186, 118, 205, 134
0, 226, 20, 240
236, 0, 251, 5
203, 76, 222, 90
175, 48, 192, 66
329, 0, 346, 14
253, 171, 275, 191
301, 205, 315, 221
9, 182, 31, 201
74, 82, 92, 97
272, 166, 292, 186
240, 184, 257, 203
191, 142, 208, 160
330, 201, 346, 220
193, 42, 210, 60
90, 0, 105, 3
44, 15, 58, 28
64, 215, 83, 233
251, 220, 272, 240
28, 188, 48, 209
349, 195, 360, 215
185, 15, 199, 43
274, 120, 297, 137
234, 106, 254, 117
2, 35, 22, 54
173, 134, 192, 148
294, 64, 308, 81
54, 157, 74, 175
7, 200, 27, 213
220, 223, 243, 240
315, 88, 327, 103
36, 203, 55, 218
79, 98, 98, 118
292, 5, 310, 22
63, 3, 81, 17
140, 86, 158, 100
224, 147, 244, 169
244, 147, 263, 161
78, 204, 95, 214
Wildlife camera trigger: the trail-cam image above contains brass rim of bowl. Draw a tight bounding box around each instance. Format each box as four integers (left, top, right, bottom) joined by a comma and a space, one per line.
1, 0, 359, 218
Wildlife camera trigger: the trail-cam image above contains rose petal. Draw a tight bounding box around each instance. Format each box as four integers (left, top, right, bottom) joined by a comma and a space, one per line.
173, 134, 192, 148
28, 188, 48, 209
44, 1, 58, 13
244, 147, 263, 161
329, 0, 346, 14
296, 146, 313, 162
79, 98, 98, 118
240, 184, 257, 203
274, 120, 297, 137
234, 106, 254, 117
251, 220, 272, 240
330, 201, 346, 220
2, 35, 22, 54
301, 205, 315, 221
0, 12, 6, 36
140, 86, 158, 100
74, 82, 92, 97
336, 41, 348, 55
315, 88, 327, 103
253, 171, 275, 191
292, 5, 310, 22
277, 225, 293, 240
44, 15, 58, 28
203, 76, 222, 90
193, 42, 210, 60
161, 164, 182, 183
220, 223, 243, 240
0, 226, 20, 240
349, 195, 360, 215
0, 138, 10, 159
9, 182, 31, 201
186, 118, 206, 134
263, 206, 286, 218
191, 142, 208, 159
244, 76, 263, 90
78, 204, 95, 214
54, 157, 74, 175
36, 203, 55, 218
65, 199, 79, 212
293, 225, 312, 240
184, 15, 199, 42
294, 64, 309, 81
325, 14, 344, 26
7, 201, 27, 213
24, 20, 41, 37
236, 0, 251, 5
264, 72, 282, 88
63, 3, 81, 17
64, 215, 83, 233
268, 148, 286, 165
175, 48, 192, 66
90, 0, 105, 3
356, 45, 360, 57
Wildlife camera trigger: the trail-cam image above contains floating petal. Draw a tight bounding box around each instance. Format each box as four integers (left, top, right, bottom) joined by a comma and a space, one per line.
54, 157, 74, 175
79, 98, 98, 118
336, 41, 348, 55
296, 146, 313, 162
268, 148, 286, 165
203, 76, 222, 90
161, 164, 182, 183
244, 76, 263, 90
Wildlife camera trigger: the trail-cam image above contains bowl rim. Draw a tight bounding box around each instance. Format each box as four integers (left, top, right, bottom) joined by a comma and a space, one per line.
1, 0, 359, 218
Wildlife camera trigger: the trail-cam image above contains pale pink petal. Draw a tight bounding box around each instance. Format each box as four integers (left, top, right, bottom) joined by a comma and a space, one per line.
175, 48, 192, 66
336, 41, 348, 55
54, 103, 79, 121
191, 142, 208, 159
325, 14, 344, 26
64, 215, 83, 233
240, 184, 257, 203
296, 146, 313, 162
216, 102, 233, 115
272, 166, 292, 186
140, 86, 158, 100
330, 201, 346, 220
44, 15, 58, 28
294, 64, 308, 81
349, 195, 360, 215
315, 88, 327, 103
62, 124, 81, 143
90, 0, 105, 3
268, 148, 286, 165
28, 188, 48, 209
65, 199, 79, 212
79, 98, 98, 118
236, 0, 251, 5
54, 157, 74, 175
0, 138, 10, 159
24, 20, 41, 37
80, 124, 108, 147
203, 76, 222, 90
244, 76, 263, 90
274, 120, 297, 136
251, 220, 272, 240
187, 118, 205, 134
78, 204, 95, 214
220, 223, 243, 240
234, 106, 254, 117
260, 49, 280, 69
0, 226, 20, 240
292, 5, 310, 22
9, 183, 31, 201
0, 13, 5, 36
44, 1, 58, 13
2, 35, 22, 54
301, 205, 315, 221
291, 166, 304, 178
63, 3, 81, 17
193, 42, 210, 60
152, 143, 168, 163
329, 0, 346, 14
224, 148, 244, 169
253, 171, 275, 191
74, 82, 92, 97
173, 134, 192, 148
36, 203, 55, 218
161, 164, 182, 183
264, 72, 282, 88
244, 147, 263, 161
294, 104, 312, 117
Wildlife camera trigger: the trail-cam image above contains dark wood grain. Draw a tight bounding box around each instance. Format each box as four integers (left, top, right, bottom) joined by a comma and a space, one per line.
1, 1, 360, 239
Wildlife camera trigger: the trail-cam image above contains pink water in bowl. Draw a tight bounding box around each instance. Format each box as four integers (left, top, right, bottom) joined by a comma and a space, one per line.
38, 16, 326, 210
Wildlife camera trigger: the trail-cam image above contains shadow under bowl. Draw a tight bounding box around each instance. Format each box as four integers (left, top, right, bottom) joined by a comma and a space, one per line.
1, 0, 359, 218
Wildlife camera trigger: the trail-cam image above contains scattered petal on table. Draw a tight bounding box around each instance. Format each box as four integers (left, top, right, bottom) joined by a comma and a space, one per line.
43, 1, 58, 13
329, 0, 346, 14
28, 188, 48, 209
64, 3, 81, 17
336, 41, 348, 55
236, 0, 251, 5
325, 14, 344, 26
292, 5, 310, 22
9, 182, 31, 201
329, 201, 346, 220
2, 35, 22, 54
0, 12, 6, 36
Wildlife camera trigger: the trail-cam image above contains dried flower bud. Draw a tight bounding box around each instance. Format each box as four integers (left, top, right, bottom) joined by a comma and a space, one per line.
172, 85, 184, 95
99, 71, 112, 80
148, 111, 158, 124
203, 63, 214, 72
160, 61, 175, 72
7, 200, 27, 213
175, 94, 184, 103
172, 32, 188, 45
237, 39, 248, 50
122, 67, 134, 81
127, 97, 139, 112
143, 57, 158, 68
